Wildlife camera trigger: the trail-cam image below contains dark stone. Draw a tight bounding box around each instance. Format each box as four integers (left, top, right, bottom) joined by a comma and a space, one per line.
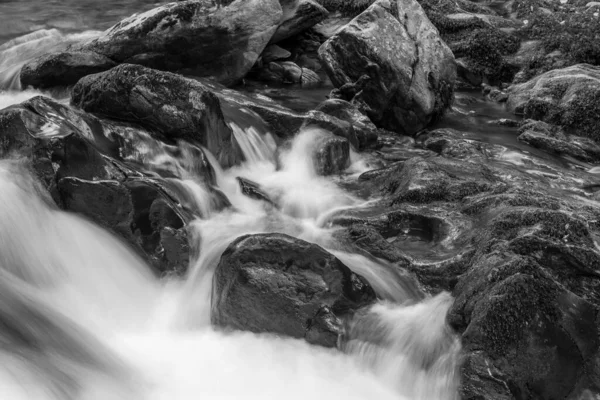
302, 110, 359, 149
71, 64, 242, 168
20, 0, 284, 88
314, 99, 378, 150
313, 134, 349, 175
270, 0, 329, 43
20, 51, 116, 89
211, 233, 376, 347
56, 176, 190, 276
236, 176, 275, 206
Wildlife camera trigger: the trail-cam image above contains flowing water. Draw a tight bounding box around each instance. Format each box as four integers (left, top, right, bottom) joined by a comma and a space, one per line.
2, 2, 585, 399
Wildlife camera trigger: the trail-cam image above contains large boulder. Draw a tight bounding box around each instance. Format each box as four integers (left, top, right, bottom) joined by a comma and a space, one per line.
318, 0, 456, 135
211, 233, 376, 347
71, 64, 242, 167
20, 0, 283, 88
507, 64, 600, 142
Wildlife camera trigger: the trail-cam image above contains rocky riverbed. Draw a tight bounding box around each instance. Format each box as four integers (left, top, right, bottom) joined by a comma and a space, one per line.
0, 0, 599, 399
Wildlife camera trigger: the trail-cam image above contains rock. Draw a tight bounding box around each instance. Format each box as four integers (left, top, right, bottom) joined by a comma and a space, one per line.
271, 0, 329, 43
518, 120, 600, 162
446, 26, 521, 84
313, 134, 349, 175
217, 85, 378, 149
56, 176, 190, 275
261, 44, 291, 63
0, 95, 201, 275
254, 61, 303, 83
302, 110, 359, 148
20, 51, 117, 89
211, 233, 376, 346
300, 67, 321, 87
314, 99, 378, 149
450, 250, 600, 400
507, 64, 600, 142
363, 156, 499, 205
236, 176, 275, 206
71, 64, 242, 168
20, 0, 283, 88
318, 0, 456, 134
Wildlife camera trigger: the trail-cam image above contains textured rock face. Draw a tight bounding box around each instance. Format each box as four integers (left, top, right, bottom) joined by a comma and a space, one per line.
270, 0, 329, 43
313, 134, 350, 175
318, 0, 456, 135
21, 0, 283, 88
0, 95, 195, 275
517, 120, 600, 163
507, 64, 600, 141
347, 133, 600, 399
211, 233, 376, 347
71, 64, 242, 168
20, 51, 117, 89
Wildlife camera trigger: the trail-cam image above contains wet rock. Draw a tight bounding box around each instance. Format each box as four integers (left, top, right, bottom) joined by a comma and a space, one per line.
236, 176, 275, 206
271, 0, 329, 43
72, 64, 242, 167
211, 233, 376, 347
253, 61, 319, 87
332, 223, 410, 264
363, 157, 500, 205
261, 44, 291, 63
56, 176, 190, 275
20, 51, 117, 89
507, 64, 600, 141
302, 110, 359, 149
313, 134, 349, 175
314, 99, 378, 149
319, 0, 456, 134
517, 120, 600, 162
0, 95, 203, 275
21, 0, 283, 88
446, 26, 521, 84
300, 67, 321, 87
449, 252, 600, 400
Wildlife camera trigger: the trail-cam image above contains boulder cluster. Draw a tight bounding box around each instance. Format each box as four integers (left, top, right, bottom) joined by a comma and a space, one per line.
1, 0, 599, 398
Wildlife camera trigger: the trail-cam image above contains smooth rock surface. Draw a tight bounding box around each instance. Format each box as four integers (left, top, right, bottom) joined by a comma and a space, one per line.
211, 233, 376, 347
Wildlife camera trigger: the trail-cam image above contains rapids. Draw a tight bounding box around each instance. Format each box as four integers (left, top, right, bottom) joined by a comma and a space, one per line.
0, 27, 461, 397
6, 5, 576, 398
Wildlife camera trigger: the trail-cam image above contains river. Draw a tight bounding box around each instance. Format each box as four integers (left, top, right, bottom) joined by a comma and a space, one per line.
0, 1, 592, 400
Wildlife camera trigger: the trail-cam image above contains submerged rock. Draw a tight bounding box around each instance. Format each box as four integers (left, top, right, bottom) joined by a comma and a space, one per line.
21, 0, 283, 88
507, 64, 600, 142
319, 0, 456, 134
211, 233, 376, 347
71, 64, 242, 168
